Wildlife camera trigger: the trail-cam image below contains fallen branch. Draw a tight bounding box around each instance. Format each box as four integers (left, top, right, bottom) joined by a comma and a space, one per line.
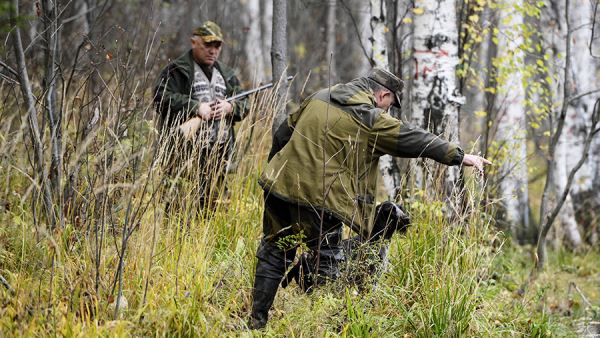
569, 282, 594, 308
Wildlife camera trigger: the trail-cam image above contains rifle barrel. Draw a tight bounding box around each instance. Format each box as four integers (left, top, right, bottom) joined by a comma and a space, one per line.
226, 76, 294, 102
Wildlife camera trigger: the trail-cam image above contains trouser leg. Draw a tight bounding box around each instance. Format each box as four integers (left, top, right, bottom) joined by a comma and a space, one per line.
250, 239, 296, 329
308, 225, 344, 287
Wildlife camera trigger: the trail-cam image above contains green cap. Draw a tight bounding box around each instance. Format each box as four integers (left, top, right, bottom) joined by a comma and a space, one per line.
193, 21, 223, 43
367, 67, 403, 108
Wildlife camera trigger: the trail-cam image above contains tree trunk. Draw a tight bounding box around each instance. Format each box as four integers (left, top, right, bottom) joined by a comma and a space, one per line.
271, 0, 289, 135
493, 0, 531, 242
566, 0, 600, 244
11, 0, 57, 228
260, 0, 273, 78
324, 0, 337, 83
243, 0, 266, 83
410, 0, 464, 201
41, 0, 64, 228
539, 0, 582, 248
368, 0, 403, 201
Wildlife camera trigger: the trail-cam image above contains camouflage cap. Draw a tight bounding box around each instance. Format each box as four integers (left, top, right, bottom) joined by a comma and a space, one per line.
367, 67, 403, 108
192, 21, 223, 43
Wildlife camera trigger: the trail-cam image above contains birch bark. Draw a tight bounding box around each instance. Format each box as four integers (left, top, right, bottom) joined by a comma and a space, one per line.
493, 0, 531, 240
271, 0, 288, 135
243, 0, 266, 83
566, 0, 600, 243
541, 0, 583, 248
411, 0, 463, 199
369, 0, 403, 201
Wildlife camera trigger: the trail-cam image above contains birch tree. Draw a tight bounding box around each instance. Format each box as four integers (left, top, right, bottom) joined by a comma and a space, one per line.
41, 0, 64, 228
260, 0, 273, 77
10, 0, 57, 227
369, 0, 403, 201
565, 0, 600, 244
492, 0, 531, 241
411, 0, 464, 198
541, 0, 583, 248
243, 0, 266, 83
271, 0, 288, 135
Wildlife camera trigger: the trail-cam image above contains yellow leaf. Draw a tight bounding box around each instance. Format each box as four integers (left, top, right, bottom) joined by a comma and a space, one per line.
469, 14, 479, 23
475, 110, 487, 117
294, 43, 306, 59
531, 122, 540, 129
413, 7, 425, 15
402, 17, 413, 24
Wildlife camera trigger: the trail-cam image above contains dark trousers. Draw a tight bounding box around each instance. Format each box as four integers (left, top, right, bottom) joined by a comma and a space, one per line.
250, 193, 344, 328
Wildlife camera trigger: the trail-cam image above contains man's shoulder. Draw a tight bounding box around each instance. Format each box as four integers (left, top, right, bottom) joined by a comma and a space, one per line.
308, 82, 384, 129
164, 50, 193, 73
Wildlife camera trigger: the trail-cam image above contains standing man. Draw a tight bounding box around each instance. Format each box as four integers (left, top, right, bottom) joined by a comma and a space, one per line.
154, 21, 248, 210
249, 68, 491, 329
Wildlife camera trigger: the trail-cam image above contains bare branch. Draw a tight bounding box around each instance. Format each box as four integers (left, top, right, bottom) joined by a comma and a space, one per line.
0, 60, 19, 78
339, 0, 373, 66
11, 0, 57, 227
567, 88, 600, 103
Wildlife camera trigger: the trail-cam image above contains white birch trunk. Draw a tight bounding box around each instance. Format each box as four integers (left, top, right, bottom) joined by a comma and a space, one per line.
359, 1, 372, 75
541, 0, 583, 248
566, 0, 600, 244
369, 0, 402, 201
243, 0, 266, 83
554, 137, 583, 247
410, 0, 463, 197
494, 0, 530, 240
260, 0, 273, 78
271, 0, 289, 135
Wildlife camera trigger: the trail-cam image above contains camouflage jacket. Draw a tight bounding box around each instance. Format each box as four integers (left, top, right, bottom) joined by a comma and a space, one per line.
260, 77, 464, 239
154, 50, 248, 131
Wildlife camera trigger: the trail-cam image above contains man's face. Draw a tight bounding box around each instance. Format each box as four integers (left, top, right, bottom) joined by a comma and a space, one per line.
191, 36, 222, 67
375, 90, 395, 110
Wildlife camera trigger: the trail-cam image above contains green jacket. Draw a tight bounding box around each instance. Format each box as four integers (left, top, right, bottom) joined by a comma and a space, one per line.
260, 77, 463, 239
154, 50, 248, 130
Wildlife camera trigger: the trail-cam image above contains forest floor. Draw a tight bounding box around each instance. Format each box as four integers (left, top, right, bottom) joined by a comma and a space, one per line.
477, 243, 600, 337
1, 185, 598, 337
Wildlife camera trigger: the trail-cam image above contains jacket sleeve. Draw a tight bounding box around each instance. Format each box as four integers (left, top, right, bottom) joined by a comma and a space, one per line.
154, 65, 199, 125
370, 112, 464, 165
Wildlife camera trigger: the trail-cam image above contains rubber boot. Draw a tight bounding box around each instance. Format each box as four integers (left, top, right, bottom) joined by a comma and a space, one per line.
249, 240, 295, 329
249, 275, 281, 329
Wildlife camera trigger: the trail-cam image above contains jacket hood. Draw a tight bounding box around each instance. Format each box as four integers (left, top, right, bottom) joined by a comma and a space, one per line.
318, 77, 384, 128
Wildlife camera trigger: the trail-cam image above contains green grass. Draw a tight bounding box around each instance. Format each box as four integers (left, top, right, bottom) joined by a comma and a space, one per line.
0, 89, 598, 337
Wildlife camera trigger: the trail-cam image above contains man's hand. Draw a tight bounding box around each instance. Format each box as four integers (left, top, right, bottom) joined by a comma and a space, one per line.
209, 99, 233, 120
462, 153, 492, 174
197, 102, 213, 120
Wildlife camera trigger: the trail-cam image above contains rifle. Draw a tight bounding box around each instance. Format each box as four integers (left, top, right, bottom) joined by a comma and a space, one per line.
179, 76, 293, 139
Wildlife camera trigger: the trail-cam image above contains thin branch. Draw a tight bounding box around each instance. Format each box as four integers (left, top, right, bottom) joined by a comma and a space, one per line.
62, 4, 99, 24
567, 88, 600, 103
591, 1, 599, 57
339, 0, 373, 65
0, 60, 19, 78
11, 0, 57, 228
